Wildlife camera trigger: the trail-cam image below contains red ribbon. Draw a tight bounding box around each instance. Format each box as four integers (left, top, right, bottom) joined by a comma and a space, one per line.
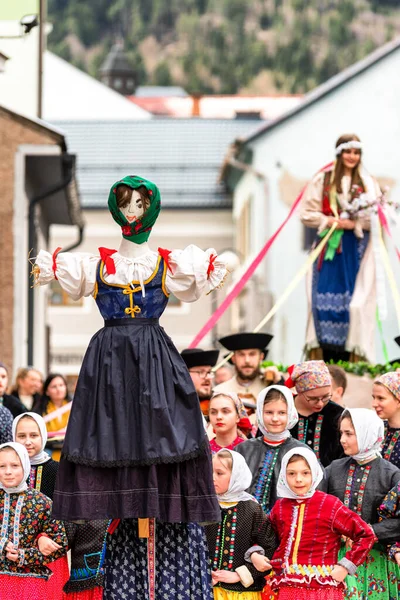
377, 205, 400, 261
207, 254, 217, 279
189, 162, 334, 348
52, 247, 62, 280
99, 247, 117, 275
107, 519, 120, 535
284, 364, 295, 388
158, 247, 173, 273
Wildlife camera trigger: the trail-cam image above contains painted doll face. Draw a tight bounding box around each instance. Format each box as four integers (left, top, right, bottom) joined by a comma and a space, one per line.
120, 190, 146, 223
263, 399, 288, 434
212, 454, 232, 495
372, 383, 400, 421
0, 449, 24, 488
286, 457, 312, 496
15, 417, 42, 458
209, 396, 239, 436
340, 417, 359, 456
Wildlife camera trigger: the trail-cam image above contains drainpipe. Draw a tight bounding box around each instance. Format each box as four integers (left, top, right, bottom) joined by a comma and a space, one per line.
27, 154, 77, 365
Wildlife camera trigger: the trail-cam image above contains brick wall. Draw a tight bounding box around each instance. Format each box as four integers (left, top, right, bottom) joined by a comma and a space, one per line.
0, 108, 61, 373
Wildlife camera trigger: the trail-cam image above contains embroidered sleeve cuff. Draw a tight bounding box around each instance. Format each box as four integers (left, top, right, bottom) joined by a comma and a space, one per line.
338, 557, 357, 576
244, 545, 265, 562
235, 565, 254, 588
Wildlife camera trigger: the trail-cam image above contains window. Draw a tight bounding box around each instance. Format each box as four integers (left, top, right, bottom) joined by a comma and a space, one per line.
49, 280, 83, 307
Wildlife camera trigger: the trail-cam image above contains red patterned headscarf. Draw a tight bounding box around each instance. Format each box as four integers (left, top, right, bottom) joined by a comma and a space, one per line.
286, 360, 331, 393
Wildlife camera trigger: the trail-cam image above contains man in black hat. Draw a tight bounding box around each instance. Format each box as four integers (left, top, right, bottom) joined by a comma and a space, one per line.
181, 348, 219, 417
213, 332, 282, 410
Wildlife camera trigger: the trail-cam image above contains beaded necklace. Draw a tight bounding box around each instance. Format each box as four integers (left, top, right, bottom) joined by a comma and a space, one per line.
383, 429, 400, 462
29, 466, 43, 491
0, 493, 25, 551
213, 506, 238, 570
297, 415, 324, 459
254, 447, 280, 513
343, 463, 372, 515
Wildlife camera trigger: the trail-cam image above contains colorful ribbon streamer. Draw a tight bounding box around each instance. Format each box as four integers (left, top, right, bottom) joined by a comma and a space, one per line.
213, 222, 338, 371
189, 162, 334, 348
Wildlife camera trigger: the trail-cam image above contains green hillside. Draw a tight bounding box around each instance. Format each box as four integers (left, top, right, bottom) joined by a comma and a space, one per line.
47, 0, 400, 94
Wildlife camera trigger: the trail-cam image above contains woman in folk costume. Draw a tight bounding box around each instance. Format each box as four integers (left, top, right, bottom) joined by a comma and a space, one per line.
33, 176, 226, 599
0, 441, 67, 599
205, 449, 277, 600
377, 481, 400, 567
208, 392, 249, 454
259, 447, 375, 600
323, 408, 400, 599
301, 134, 381, 363
235, 385, 307, 514
286, 360, 344, 467
372, 371, 400, 468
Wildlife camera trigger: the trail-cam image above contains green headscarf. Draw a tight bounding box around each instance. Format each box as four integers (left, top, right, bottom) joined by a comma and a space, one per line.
108, 175, 161, 244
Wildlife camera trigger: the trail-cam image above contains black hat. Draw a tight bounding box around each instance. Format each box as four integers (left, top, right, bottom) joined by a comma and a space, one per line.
181, 348, 219, 369
218, 332, 273, 355
390, 336, 400, 365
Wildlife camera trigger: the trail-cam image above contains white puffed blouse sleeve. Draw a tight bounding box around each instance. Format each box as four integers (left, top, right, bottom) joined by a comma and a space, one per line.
35, 249, 99, 301
165, 245, 227, 302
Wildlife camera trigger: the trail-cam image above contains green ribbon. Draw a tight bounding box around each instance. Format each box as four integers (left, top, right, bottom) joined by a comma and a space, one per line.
107, 175, 161, 245
376, 308, 390, 364
319, 228, 343, 261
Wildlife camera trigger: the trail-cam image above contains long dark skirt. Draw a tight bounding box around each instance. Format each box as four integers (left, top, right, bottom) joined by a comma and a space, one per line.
52, 319, 219, 522
103, 520, 213, 600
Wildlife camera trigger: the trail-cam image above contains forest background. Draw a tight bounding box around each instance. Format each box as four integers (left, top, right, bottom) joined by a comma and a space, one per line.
48, 0, 400, 94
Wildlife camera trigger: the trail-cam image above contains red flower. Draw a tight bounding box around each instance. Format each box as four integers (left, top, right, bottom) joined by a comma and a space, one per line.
134, 222, 143, 232
149, 190, 153, 195
121, 225, 132, 235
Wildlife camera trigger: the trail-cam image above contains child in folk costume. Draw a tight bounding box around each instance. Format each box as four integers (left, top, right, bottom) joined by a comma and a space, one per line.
205, 449, 276, 600
235, 385, 307, 514
372, 372, 400, 468
13, 413, 109, 600
0, 441, 67, 599
257, 447, 375, 600
209, 392, 248, 454
324, 408, 400, 599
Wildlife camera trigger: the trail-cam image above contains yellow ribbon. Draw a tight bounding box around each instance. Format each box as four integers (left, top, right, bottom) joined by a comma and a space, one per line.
213, 223, 338, 371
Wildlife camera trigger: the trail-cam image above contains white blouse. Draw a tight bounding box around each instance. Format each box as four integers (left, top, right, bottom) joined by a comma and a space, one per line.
35, 245, 227, 303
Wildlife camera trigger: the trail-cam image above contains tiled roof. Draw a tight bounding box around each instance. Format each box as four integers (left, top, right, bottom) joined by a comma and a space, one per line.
52, 119, 264, 208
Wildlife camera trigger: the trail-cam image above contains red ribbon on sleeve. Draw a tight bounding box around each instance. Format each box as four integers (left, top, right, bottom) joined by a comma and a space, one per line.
52, 247, 62, 280
207, 253, 217, 279
99, 247, 117, 275
158, 247, 173, 273
107, 519, 120, 535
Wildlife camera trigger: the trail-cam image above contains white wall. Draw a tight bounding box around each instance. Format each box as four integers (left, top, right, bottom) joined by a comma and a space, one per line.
235, 48, 400, 365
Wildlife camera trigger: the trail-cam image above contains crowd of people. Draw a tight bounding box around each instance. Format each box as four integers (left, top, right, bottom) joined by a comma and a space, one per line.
0, 347, 399, 600
0, 144, 399, 600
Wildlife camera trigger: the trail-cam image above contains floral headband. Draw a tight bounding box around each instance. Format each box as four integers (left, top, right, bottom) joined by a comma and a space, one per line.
285, 360, 331, 393
335, 141, 362, 156
375, 372, 400, 401
107, 175, 161, 245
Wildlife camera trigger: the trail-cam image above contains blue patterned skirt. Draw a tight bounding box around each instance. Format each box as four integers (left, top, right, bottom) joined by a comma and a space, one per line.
312, 231, 369, 350
103, 519, 213, 600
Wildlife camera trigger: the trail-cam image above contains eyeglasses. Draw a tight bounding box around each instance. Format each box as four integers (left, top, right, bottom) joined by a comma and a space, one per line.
302, 392, 332, 405
189, 370, 214, 380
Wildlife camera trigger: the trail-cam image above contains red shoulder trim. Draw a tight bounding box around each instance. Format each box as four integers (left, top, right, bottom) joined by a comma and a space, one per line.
98, 247, 117, 275
158, 247, 173, 273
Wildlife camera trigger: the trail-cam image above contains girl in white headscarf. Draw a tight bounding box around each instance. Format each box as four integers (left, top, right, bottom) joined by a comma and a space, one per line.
323, 408, 400, 600
0, 442, 67, 599
204, 449, 276, 599
13, 413, 70, 599
236, 385, 308, 514
258, 446, 375, 600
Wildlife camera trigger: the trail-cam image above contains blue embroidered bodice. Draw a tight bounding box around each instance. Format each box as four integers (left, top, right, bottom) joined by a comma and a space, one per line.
95, 255, 169, 320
